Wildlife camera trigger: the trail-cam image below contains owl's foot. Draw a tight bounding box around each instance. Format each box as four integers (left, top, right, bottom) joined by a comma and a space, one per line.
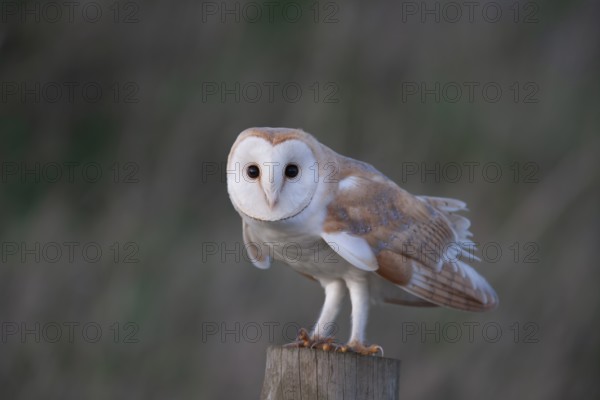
340, 341, 384, 356
284, 328, 345, 352
309, 336, 346, 352
284, 328, 312, 348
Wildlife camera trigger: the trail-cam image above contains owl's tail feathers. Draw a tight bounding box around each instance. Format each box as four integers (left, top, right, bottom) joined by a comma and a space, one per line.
417, 195, 475, 242
380, 284, 439, 307
401, 259, 499, 312
380, 196, 497, 311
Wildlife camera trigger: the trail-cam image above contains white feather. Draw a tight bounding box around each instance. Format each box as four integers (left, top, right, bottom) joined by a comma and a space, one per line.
338, 176, 362, 191
321, 232, 378, 272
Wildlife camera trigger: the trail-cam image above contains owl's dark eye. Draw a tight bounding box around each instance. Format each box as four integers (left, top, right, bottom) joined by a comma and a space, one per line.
246, 164, 260, 179
284, 164, 299, 179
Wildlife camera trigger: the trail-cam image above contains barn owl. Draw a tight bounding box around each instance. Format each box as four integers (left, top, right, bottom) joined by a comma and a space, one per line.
227, 127, 498, 355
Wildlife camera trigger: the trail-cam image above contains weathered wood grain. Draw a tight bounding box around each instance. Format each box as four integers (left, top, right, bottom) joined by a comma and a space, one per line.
260, 346, 401, 400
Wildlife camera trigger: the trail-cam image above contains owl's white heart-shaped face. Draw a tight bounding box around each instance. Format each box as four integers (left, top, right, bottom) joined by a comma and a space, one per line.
227, 130, 319, 222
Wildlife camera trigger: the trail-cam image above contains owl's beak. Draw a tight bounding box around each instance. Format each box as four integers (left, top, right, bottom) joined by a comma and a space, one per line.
263, 170, 281, 209
265, 189, 279, 209
263, 178, 280, 209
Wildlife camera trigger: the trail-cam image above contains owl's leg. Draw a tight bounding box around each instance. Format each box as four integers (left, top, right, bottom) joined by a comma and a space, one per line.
343, 279, 383, 356
312, 279, 345, 340
306, 280, 346, 350
285, 280, 345, 351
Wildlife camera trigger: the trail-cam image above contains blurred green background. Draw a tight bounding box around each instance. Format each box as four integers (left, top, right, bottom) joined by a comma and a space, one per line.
1, 0, 599, 398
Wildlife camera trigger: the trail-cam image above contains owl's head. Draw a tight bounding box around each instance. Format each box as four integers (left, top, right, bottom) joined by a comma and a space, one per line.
227, 127, 321, 222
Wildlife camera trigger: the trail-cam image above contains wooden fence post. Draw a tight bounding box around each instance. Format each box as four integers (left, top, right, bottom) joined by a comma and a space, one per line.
260, 346, 401, 400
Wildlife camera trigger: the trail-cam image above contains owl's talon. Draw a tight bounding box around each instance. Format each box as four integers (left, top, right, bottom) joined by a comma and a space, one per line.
284, 328, 312, 348
369, 345, 384, 357
346, 341, 384, 356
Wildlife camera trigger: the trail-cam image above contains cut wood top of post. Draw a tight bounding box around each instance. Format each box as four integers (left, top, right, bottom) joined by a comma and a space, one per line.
260, 346, 401, 400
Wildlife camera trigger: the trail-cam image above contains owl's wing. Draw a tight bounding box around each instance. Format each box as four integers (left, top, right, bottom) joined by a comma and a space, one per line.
243, 221, 271, 269
321, 172, 498, 312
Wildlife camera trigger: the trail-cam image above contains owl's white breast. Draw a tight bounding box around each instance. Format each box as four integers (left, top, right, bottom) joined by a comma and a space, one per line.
240, 179, 366, 282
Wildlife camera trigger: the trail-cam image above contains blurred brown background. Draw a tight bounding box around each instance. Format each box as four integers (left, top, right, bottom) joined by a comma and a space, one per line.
0, 0, 599, 398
